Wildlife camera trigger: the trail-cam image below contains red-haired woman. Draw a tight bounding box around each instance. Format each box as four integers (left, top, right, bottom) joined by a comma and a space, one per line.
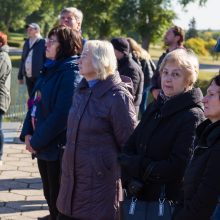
0, 31, 12, 165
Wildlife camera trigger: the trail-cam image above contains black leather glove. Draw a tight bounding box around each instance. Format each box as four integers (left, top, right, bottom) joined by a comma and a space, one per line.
118, 153, 152, 179
118, 153, 143, 179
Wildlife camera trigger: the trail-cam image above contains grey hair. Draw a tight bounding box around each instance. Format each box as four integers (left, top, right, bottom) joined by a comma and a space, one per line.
83, 40, 117, 80
60, 7, 83, 27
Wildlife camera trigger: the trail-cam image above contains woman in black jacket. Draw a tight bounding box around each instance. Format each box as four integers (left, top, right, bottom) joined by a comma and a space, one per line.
174, 74, 220, 220
119, 49, 205, 213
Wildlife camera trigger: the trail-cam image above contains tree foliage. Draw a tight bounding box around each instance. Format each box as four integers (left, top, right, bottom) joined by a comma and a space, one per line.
185, 37, 208, 56
0, 0, 41, 32
185, 17, 198, 40
117, 0, 176, 50
178, 0, 207, 7
73, 0, 122, 39
0, 0, 209, 47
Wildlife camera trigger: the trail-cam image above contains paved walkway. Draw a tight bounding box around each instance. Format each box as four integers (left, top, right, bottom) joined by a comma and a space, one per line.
0, 123, 49, 219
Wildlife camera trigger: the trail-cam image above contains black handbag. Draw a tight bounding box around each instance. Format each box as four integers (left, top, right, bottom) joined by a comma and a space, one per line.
120, 186, 174, 220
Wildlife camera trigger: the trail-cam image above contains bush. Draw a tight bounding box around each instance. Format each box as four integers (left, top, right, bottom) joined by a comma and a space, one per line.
205, 38, 219, 60
184, 38, 208, 56
8, 41, 23, 48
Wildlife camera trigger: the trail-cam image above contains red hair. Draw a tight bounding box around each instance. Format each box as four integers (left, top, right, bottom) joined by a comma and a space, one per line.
0, 32, 8, 45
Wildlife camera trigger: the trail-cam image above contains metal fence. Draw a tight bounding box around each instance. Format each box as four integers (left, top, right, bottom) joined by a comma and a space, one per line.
3, 67, 28, 122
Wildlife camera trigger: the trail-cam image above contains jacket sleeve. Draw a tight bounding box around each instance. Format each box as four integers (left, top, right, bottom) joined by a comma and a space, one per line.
145, 110, 204, 182
18, 41, 28, 80
150, 53, 165, 91
0, 54, 8, 80
20, 109, 33, 141
109, 90, 137, 150
29, 69, 79, 150
174, 148, 220, 220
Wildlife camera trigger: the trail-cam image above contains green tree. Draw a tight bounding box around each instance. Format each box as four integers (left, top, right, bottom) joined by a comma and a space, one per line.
117, 0, 175, 50
185, 17, 198, 40
73, 0, 122, 39
178, 0, 207, 6
0, 0, 41, 32
116, 0, 208, 50
26, 1, 56, 37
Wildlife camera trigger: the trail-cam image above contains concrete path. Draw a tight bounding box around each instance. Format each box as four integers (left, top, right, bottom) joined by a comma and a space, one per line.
0, 123, 49, 219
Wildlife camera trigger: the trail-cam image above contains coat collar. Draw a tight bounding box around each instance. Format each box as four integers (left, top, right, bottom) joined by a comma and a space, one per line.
78, 72, 123, 98
154, 88, 204, 117
197, 119, 220, 147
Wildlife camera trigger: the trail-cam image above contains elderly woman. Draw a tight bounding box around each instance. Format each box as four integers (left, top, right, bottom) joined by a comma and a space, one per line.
118, 49, 205, 216
173, 74, 220, 220
20, 25, 82, 220
56, 40, 137, 220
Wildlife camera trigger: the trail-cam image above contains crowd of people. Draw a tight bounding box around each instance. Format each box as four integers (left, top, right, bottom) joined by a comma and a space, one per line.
0, 5, 220, 220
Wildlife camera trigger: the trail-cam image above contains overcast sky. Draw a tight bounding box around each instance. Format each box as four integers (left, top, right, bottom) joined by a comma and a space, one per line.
173, 0, 220, 30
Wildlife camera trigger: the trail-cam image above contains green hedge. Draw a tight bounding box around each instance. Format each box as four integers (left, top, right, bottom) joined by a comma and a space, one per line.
8, 41, 23, 48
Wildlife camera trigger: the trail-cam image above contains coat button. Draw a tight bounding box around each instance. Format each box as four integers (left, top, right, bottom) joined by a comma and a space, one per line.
97, 171, 103, 177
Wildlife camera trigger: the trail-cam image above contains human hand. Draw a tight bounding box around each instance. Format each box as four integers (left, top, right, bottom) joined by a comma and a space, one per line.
152, 89, 160, 99
24, 135, 36, 154
18, 79, 24, 85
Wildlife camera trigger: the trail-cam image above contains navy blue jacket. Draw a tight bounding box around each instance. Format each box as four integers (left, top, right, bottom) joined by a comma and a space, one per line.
20, 56, 82, 161
18, 38, 46, 80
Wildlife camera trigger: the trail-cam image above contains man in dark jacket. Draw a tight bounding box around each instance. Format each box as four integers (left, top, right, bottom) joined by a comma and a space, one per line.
18, 23, 46, 97
111, 37, 144, 114
0, 32, 12, 164
151, 26, 185, 99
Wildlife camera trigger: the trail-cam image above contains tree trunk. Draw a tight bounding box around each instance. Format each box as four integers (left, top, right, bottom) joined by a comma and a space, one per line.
141, 33, 151, 51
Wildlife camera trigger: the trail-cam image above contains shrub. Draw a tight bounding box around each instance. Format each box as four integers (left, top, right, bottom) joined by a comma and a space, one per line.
205, 38, 219, 60
8, 41, 23, 48
184, 38, 208, 56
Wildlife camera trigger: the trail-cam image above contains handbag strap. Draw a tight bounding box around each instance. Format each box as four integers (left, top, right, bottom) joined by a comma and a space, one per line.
160, 185, 166, 199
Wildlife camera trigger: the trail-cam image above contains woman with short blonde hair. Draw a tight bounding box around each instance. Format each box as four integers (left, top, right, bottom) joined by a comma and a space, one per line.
57, 40, 137, 220
159, 49, 199, 90
119, 48, 205, 218
83, 40, 117, 80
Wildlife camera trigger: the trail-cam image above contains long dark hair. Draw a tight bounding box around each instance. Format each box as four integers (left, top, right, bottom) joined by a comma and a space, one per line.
48, 25, 82, 60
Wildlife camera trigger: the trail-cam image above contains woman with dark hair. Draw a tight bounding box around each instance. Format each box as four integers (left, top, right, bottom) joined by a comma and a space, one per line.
20, 25, 82, 220
174, 74, 220, 220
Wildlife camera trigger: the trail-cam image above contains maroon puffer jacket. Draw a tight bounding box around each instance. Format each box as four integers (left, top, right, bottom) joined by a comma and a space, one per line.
57, 72, 137, 220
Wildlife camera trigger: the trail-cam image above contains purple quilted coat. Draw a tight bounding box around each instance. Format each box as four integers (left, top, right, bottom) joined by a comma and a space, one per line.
57, 72, 137, 220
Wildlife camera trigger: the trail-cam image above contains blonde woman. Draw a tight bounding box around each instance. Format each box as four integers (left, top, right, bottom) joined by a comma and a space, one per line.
57, 40, 137, 220
127, 37, 156, 115
119, 49, 205, 218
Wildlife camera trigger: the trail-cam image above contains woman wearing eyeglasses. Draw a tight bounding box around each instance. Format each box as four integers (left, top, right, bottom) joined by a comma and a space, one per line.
20, 25, 82, 220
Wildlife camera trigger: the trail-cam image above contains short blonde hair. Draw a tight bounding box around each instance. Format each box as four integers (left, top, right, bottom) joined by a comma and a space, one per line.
83, 40, 117, 80
159, 49, 199, 89
60, 7, 83, 28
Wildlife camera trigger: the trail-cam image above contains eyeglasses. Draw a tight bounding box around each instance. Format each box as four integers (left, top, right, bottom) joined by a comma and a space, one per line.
45, 38, 58, 45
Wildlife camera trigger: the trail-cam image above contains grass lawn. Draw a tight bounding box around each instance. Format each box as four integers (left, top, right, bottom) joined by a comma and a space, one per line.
9, 32, 25, 41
